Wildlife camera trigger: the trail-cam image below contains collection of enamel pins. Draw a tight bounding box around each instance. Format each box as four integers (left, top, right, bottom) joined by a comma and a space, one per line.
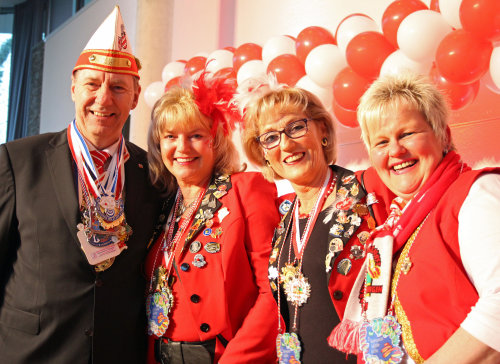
269, 170, 375, 363
68, 121, 132, 272
147, 174, 231, 337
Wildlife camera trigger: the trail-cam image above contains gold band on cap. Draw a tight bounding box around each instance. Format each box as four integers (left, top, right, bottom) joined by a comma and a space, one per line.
73, 49, 139, 78
89, 53, 132, 68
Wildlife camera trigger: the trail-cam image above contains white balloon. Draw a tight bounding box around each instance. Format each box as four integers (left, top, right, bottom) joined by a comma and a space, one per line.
380, 49, 433, 77
262, 35, 296, 67
296, 75, 333, 113
237, 60, 266, 86
161, 61, 185, 84
205, 49, 234, 74
398, 10, 453, 62
144, 81, 165, 108
489, 46, 500, 90
481, 69, 500, 94
305, 44, 347, 88
438, 0, 462, 29
336, 15, 378, 56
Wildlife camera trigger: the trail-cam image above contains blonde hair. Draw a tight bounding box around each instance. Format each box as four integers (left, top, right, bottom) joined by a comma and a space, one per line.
357, 73, 454, 152
241, 86, 336, 181
148, 87, 242, 194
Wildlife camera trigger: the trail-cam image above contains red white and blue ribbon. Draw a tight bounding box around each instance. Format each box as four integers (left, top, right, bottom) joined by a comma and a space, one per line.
67, 120, 128, 201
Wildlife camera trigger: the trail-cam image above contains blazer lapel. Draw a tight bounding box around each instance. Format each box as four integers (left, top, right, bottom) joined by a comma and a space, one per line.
45, 130, 80, 246
325, 166, 369, 280
123, 144, 145, 221
180, 174, 231, 255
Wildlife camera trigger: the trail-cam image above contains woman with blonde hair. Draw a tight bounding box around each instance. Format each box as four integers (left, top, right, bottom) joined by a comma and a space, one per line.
145, 73, 279, 363
332, 72, 500, 363
236, 78, 389, 363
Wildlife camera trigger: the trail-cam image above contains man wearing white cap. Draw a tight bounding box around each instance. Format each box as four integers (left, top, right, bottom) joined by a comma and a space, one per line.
0, 7, 160, 363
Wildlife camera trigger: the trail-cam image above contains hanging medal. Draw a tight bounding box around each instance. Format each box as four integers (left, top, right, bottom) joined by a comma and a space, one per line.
359, 217, 429, 363
146, 187, 206, 337
68, 121, 131, 268
275, 169, 337, 364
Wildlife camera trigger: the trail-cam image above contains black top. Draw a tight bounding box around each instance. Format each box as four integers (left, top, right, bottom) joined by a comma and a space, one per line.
276, 208, 357, 364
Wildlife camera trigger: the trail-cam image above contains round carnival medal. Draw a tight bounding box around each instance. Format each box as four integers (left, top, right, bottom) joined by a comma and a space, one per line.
337, 258, 352, 276
146, 287, 174, 337
94, 257, 115, 272
283, 272, 311, 307
88, 232, 115, 247
359, 315, 404, 364
279, 200, 292, 215
95, 195, 125, 228
329, 238, 343, 253
189, 241, 202, 254
277, 332, 302, 364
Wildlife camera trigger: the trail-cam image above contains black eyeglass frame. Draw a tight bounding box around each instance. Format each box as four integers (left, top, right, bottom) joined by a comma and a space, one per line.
256, 118, 311, 150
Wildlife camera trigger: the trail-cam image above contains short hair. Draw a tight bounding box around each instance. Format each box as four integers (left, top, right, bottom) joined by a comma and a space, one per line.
357, 73, 454, 152
148, 87, 242, 194
241, 87, 336, 181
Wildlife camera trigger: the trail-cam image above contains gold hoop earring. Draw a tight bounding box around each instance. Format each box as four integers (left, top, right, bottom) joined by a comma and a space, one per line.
321, 138, 328, 147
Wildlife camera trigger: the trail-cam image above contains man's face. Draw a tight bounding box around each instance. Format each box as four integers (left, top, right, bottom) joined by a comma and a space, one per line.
71, 69, 140, 149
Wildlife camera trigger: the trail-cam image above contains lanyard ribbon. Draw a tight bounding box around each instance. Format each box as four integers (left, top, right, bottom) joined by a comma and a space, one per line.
67, 120, 127, 200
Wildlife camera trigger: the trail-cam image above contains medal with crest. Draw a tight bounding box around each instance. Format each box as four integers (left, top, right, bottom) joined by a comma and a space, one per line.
146, 265, 174, 337
274, 169, 337, 364
68, 121, 132, 271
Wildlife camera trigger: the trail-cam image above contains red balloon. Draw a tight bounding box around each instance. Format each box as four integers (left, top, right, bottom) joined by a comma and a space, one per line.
233, 43, 262, 73
436, 29, 493, 84
429, 0, 440, 12
296, 26, 335, 64
430, 65, 480, 110
332, 99, 359, 128
224, 46, 236, 52
346, 31, 396, 80
333, 66, 372, 111
184, 56, 207, 76
382, 0, 428, 48
267, 54, 305, 86
460, 0, 500, 43
164, 76, 182, 91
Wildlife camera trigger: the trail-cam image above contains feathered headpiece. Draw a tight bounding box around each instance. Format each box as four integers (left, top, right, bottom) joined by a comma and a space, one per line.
192, 71, 241, 136
232, 73, 288, 120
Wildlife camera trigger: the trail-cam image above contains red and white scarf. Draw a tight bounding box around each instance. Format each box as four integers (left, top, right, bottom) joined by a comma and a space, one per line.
328, 151, 469, 354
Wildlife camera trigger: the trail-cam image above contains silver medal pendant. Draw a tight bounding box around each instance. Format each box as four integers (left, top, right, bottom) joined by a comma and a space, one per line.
283, 272, 311, 307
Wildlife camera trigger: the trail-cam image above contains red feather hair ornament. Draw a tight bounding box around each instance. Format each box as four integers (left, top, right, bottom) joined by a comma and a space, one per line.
192, 70, 241, 136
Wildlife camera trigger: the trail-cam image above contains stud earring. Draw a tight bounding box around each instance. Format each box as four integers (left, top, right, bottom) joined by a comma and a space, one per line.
321, 138, 328, 147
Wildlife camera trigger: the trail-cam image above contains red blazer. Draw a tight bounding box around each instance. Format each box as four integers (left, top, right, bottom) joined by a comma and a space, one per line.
146, 172, 280, 363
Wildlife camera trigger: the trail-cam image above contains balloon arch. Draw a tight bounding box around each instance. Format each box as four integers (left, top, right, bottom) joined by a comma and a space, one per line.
144, 0, 500, 128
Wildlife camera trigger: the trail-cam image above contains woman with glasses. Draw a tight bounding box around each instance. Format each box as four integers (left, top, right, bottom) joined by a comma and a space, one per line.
236, 79, 389, 363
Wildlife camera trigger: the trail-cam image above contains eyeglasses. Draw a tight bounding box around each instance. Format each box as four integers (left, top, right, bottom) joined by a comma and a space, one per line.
256, 118, 310, 149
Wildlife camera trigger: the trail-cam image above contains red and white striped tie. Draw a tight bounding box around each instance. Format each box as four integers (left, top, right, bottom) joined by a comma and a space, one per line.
90, 150, 111, 182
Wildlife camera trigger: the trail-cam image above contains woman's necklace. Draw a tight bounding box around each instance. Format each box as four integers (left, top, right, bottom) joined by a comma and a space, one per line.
276, 168, 336, 364
176, 196, 195, 221
146, 186, 206, 338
